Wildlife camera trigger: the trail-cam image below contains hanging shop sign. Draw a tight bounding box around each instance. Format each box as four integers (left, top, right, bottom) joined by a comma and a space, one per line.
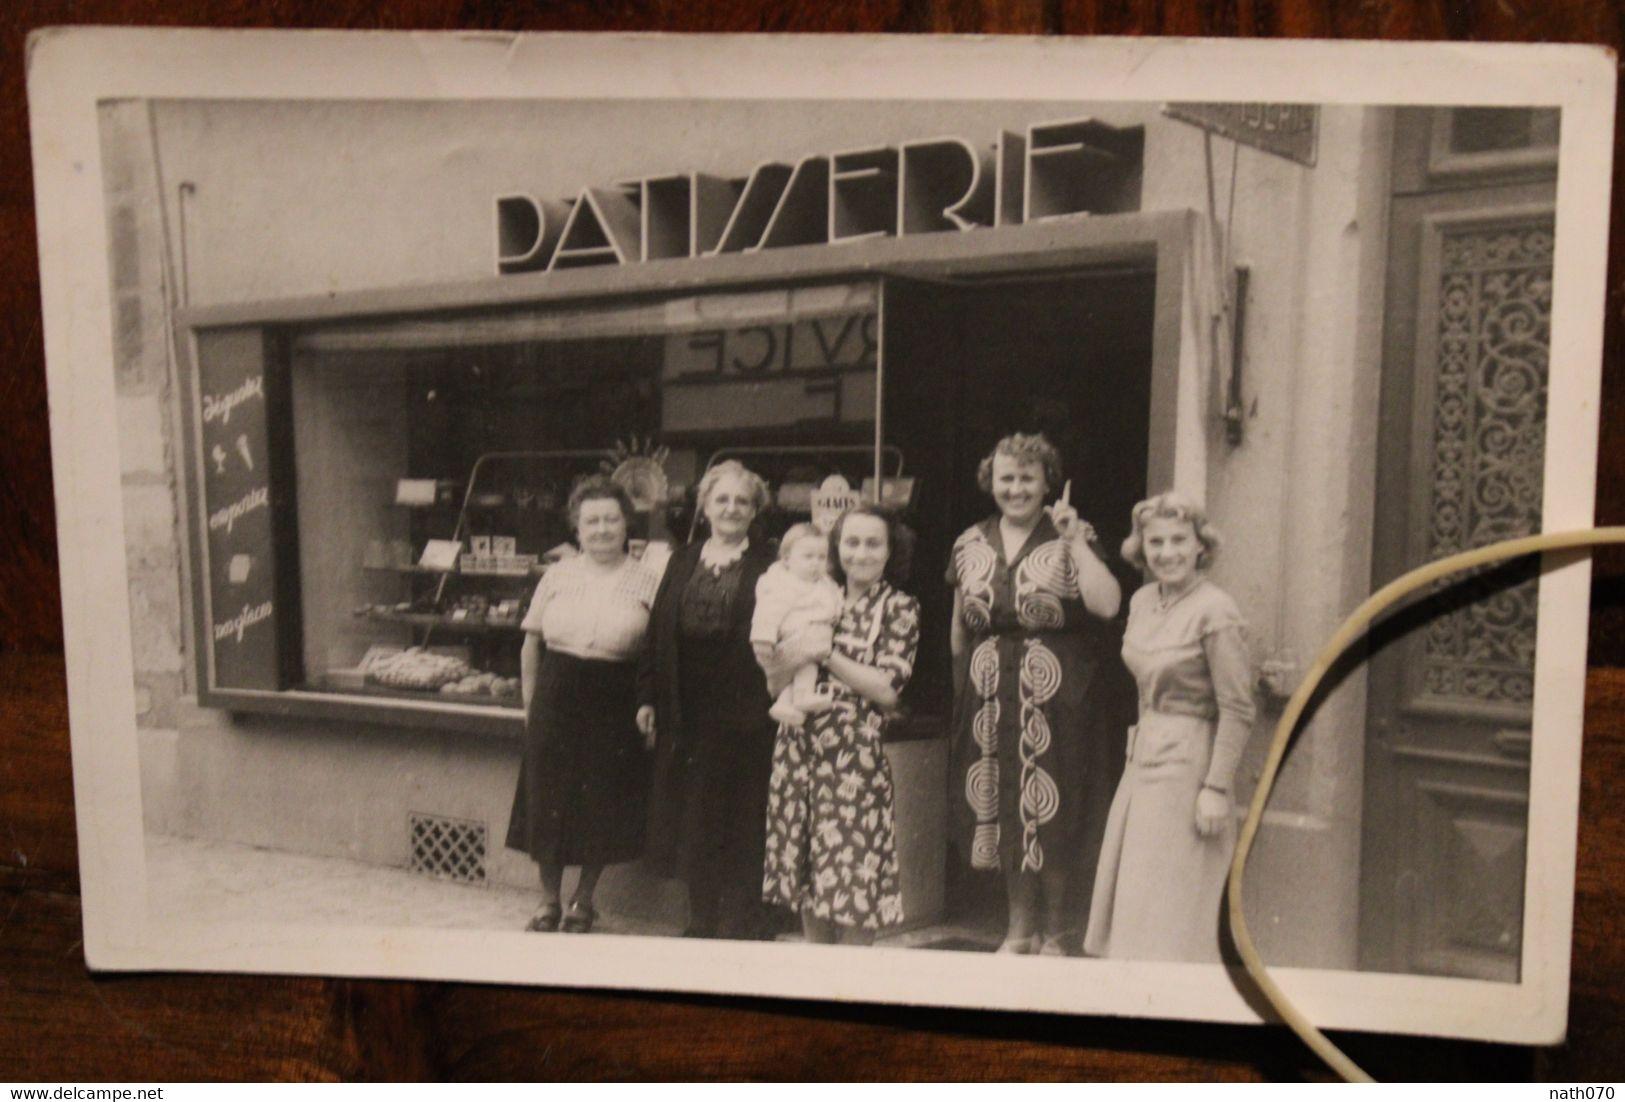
811, 474, 863, 533
1163, 103, 1319, 167
494, 116, 1145, 274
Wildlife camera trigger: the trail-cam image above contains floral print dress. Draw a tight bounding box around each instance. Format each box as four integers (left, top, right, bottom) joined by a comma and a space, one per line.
762, 580, 920, 930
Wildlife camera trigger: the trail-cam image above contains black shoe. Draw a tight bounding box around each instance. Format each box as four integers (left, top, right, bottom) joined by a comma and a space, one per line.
525, 902, 562, 933
561, 900, 597, 934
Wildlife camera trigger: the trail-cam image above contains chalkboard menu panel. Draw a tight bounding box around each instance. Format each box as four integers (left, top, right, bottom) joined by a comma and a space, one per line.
193, 327, 297, 691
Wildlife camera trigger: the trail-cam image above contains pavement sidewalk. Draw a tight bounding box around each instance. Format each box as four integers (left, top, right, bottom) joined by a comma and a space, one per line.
144, 833, 997, 950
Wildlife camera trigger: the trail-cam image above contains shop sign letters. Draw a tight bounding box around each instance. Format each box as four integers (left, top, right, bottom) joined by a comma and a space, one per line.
194, 329, 284, 690
495, 116, 1144, 274
664, 314, 877, 379
201, 374, 264, 427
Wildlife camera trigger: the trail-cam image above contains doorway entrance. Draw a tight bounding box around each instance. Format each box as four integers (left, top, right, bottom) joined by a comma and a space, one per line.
882, 267, 1156, 937
1360, 107, 1557, 980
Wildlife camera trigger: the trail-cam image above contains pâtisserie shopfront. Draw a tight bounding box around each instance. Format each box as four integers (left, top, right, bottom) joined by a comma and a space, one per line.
134, 97, 1554, 973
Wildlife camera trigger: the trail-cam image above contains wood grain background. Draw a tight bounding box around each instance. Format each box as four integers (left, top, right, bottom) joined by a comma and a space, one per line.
4, 1, 1623, 1082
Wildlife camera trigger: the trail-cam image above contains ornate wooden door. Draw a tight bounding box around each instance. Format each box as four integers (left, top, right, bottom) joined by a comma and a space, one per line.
1360, 108, 1558, 980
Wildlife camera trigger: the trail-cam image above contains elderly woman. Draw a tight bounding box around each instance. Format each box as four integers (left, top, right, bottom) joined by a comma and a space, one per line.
506, 476, 661, 935
761, 505, 922, 946
948, 432, 1122, 955
1084, 491, 1256, 963
638, 460, 799, 940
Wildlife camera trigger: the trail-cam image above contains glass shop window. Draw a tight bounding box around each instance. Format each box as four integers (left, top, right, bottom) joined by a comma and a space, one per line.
1423, 106, 1560, 181
281, 282, 883, 710
1446, 107, 1559, 156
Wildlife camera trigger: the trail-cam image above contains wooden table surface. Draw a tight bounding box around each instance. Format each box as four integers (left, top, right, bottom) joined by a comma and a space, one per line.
3, 0, 1624, 1082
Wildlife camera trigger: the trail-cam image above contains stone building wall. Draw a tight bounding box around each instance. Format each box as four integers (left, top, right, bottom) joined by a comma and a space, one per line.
98, 100, 188, 833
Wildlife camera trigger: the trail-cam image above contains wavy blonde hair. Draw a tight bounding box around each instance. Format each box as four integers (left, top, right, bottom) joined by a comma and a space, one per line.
975, 432, 1063, 497
1121, 490, 1222, 572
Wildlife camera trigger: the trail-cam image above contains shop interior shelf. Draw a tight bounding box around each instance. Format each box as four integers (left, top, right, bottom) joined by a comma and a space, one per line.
460, 565, 544, 578
363, 563, 543, 578
359, 609, 525, 634
334, 681, 522, 710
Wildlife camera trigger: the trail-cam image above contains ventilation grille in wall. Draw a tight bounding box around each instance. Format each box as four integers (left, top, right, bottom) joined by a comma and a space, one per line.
409, 812, 488, 885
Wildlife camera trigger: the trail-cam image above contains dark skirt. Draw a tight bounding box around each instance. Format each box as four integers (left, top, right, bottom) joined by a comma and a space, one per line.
645, 635, 775, 889
505, 649, 648, 867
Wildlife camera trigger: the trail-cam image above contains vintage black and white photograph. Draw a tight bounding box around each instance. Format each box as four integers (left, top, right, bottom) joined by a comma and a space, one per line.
28, 31, 1614, 1043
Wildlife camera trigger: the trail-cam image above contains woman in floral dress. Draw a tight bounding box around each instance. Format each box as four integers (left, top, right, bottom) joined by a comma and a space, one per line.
948, 433, 1123, 955
762, 505, 921, 946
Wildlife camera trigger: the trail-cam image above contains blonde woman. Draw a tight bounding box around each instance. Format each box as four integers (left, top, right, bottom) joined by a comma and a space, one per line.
1084, 491, 1256, 963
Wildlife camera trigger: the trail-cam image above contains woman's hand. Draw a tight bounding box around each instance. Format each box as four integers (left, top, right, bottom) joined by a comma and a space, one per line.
757, 627, 833, 699
782, 623, 835, 668
825, 652, 900, 711
636, 705, 657, 750
1046, 480, 1120, 619
1046, 480, 1096, 545
1195, 785, 1230, 838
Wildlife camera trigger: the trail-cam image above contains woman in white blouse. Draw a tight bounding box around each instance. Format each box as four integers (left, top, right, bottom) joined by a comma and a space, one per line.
505, 476, 660, 935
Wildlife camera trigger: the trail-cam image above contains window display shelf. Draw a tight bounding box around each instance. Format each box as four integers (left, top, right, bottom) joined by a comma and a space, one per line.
362, 563, 544, 578
336, 682, 521, 710
357, 608, 524, 634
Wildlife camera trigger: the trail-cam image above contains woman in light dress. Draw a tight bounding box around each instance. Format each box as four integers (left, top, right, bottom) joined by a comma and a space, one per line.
506, 476, 660, 935
1085, 491, 1256, 963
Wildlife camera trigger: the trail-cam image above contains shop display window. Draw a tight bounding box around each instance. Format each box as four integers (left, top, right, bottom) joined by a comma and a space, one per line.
186, 281, 898, 725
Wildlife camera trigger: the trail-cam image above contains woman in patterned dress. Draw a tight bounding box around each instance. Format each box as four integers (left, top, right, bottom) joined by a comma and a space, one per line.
948, 433, 1123, 955
506, 476, 661, 935
762, 505, 922, 946
1084, 492, 1256, 963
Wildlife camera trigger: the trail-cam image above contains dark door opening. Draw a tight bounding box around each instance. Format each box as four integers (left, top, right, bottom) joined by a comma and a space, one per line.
882, 267, 1155, 935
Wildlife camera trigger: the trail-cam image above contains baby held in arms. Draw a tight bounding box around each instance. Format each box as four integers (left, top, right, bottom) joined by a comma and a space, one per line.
752, 523, 845, 727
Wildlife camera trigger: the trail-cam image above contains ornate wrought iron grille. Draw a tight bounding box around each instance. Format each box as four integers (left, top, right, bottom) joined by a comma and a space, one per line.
408, 812, 488, 884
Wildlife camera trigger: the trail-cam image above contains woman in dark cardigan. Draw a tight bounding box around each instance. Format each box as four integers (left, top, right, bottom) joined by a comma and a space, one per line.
637, 460, 828, 939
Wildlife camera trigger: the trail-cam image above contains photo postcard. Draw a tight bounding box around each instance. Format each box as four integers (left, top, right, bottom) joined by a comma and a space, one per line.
25, 28, 1616, 1044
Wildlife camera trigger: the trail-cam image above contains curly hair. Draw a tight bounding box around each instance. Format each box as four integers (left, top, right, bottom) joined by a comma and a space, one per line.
566, 474, 634, 539
1120, 490, 1223, 572
975, 432, 1063, 497
827, 505, 912, 588
694, 459, 771, 520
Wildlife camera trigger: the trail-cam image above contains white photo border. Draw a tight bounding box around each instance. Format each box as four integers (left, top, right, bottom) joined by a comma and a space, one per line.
26, 28, 1617, 1045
